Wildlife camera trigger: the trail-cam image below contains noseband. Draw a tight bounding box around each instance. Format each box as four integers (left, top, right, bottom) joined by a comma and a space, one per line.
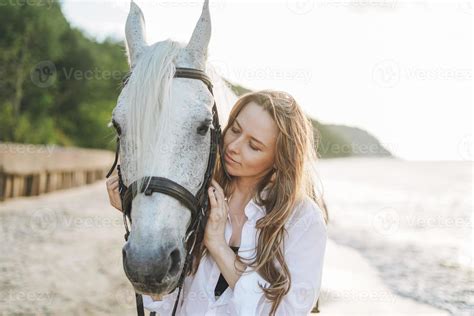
106, 67, 230, 316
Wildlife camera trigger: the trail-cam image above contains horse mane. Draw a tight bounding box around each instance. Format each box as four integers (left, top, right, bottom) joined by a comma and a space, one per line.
122, 39, 236, 191
124, 39, 182, 191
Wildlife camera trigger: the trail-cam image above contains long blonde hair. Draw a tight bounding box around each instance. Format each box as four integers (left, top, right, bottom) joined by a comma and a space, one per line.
190, 90, 328, 315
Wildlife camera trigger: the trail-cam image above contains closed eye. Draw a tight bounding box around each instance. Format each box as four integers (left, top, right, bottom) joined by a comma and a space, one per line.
230, 127, 261, 151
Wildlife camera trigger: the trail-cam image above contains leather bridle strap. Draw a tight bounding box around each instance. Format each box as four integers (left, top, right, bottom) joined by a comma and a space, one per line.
123, 177, 199, 216
174, 67, 213, 90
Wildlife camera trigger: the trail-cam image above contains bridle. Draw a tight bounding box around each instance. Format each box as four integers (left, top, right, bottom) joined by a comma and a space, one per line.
106, 67, 230, 316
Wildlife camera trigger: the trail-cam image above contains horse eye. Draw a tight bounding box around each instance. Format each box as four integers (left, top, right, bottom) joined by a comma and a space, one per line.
196, 124, 209, 136
122, 72, 131, 87
196, 119, 212, 136
112, 119, 122, 136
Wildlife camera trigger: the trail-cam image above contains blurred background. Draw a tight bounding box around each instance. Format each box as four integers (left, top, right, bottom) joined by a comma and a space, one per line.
0, 0, 471, 315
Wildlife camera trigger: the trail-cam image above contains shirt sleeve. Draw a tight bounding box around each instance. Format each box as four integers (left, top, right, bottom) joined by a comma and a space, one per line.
230, 202, 328, 315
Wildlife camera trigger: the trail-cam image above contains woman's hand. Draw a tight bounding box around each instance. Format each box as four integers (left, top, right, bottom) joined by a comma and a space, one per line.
106, 175, 123, 212
204, 179, 229, 251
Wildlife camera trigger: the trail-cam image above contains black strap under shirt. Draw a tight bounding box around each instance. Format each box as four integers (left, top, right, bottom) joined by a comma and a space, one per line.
214, 246, 240, 298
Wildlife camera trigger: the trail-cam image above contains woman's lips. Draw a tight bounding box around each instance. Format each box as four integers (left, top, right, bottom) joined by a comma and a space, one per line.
225, 153, 238, 164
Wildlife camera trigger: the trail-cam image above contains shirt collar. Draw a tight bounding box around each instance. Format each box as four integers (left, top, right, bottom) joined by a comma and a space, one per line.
244, 184, 271, 222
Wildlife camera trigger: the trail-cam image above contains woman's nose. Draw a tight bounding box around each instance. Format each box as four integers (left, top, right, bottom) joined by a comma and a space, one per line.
227, 137, 242, 154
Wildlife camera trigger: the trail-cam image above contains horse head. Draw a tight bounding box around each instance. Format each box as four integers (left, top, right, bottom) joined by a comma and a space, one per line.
109, 0, 224, 296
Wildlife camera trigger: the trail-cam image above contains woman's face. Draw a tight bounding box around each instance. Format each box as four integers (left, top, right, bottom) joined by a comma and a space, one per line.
223, 101, 278, 178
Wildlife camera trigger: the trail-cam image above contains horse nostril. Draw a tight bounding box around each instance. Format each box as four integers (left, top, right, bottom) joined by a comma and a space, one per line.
168, 248, 181, 276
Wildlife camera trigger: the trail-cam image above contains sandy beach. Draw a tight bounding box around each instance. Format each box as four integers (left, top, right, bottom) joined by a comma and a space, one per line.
0, 179, 450, 315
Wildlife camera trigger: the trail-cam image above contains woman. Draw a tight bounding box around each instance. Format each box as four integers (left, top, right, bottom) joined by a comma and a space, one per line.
106, 90, 329, 315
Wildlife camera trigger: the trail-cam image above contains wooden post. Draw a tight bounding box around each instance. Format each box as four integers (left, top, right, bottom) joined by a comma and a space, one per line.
0, 171, 5, 201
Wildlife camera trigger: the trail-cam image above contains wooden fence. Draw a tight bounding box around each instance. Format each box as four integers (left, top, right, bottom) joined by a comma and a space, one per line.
0, 143, 115, 201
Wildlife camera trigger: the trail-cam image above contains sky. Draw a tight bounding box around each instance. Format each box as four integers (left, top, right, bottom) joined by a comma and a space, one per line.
61, 0, 472, 161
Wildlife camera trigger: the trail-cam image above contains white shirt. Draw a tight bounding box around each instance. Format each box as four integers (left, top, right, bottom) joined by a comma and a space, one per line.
143, 194, 327, 316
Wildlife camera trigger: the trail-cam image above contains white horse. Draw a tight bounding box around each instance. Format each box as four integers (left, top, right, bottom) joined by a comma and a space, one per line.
109, 0, 235, 297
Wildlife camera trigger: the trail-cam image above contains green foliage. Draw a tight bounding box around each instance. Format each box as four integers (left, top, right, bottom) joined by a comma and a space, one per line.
312, 120, 353, 159
0, 0, 128, 150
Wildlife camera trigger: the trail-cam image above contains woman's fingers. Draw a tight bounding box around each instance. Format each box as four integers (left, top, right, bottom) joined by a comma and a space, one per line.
107, 182, 119, 192
210, 180, 225, 206
211, 179, 224, 196
106, 175, 118, 186
208, 187, 216, 207
106, 176, 120, 191
106, 176, 123, 212
209, 186, 223, 208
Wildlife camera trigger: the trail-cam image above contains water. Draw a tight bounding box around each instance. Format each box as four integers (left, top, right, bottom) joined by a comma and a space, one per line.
317, 158, 473, 316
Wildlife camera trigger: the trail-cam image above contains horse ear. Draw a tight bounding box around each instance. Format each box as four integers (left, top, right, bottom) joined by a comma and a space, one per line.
186, 0, 211, 63
125, 0, 148, 68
